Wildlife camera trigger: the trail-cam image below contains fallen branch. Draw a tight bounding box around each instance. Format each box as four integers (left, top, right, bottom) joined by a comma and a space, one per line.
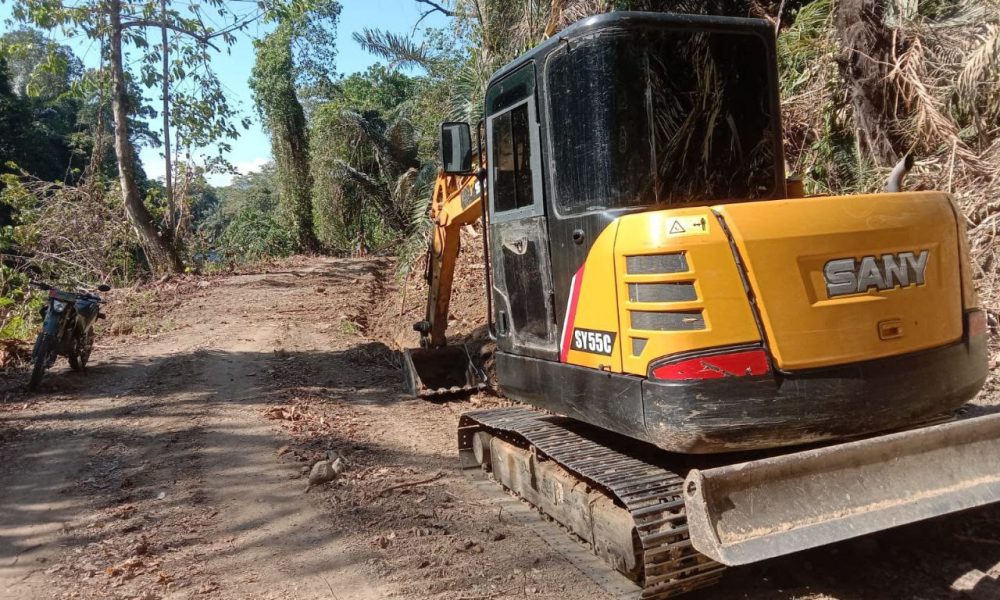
376, 471, 443, 496
456, 584, 521, 600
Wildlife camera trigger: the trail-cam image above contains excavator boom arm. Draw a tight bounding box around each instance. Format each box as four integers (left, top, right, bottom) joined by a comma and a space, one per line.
417, 169, 484, 348
402, 164, 489, 398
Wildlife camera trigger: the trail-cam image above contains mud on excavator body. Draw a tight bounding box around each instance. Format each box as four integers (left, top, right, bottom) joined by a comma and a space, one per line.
405, 10, 998, 597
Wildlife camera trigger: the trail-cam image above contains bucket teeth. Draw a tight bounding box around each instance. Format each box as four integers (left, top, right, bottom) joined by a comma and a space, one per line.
403, 343, 487, 397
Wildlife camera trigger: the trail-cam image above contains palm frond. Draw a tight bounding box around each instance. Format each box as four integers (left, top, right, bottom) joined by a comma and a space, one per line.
333, 159, 389, 203
352, 28, 439, 70
386, 118, 420, 170
956, 23, 1000, 120
393, 164, 438, 279
332, 109, 394, 170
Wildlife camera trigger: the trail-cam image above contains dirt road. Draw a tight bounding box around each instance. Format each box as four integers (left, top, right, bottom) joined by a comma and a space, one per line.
2, 257, 1000, 600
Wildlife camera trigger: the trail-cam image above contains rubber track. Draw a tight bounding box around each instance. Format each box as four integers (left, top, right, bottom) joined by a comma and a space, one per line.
458, 406, 725, 599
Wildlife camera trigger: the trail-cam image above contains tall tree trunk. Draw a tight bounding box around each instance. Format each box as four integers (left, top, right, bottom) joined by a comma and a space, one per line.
108, 0, 184, 274
277, 110, 320, 253
835, 0, 907, 166
250, 26, 318, 252
160, 0, 175, 237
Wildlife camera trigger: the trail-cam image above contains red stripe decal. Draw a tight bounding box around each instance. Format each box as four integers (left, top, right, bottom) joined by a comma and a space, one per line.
560, 264, 586, 362
651, 349, 771, 381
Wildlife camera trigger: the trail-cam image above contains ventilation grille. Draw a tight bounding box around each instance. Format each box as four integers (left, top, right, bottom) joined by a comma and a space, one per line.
631, 310, 705, 331
625, 253, 688, 275
628, 282, 697, 303
631, 338, 648, 356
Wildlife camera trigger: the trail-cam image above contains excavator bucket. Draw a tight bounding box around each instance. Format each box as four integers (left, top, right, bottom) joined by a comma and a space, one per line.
685, 412, 1000, 566
402, 344, 487, 398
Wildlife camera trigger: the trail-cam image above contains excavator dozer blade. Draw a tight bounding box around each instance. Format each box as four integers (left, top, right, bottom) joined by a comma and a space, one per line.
402, 344, 487, 398
685, 412, 1000, 566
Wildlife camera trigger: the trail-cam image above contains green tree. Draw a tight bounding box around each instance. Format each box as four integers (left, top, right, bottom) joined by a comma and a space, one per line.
0, 34, 104, 185
0, 29, 83, 99
2, 0, 294, 274
249, 0, 341, 254
311, 104, 433, 254
188, 164, 295, 264
333, 65, 419, 114
0, 57, 32, 177
217, 179, 295, 263
194, 164, 277, 243
250, 25, 320, 252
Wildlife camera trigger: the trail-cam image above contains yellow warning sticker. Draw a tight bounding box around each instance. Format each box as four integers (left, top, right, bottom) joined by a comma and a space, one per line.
666, 216, 710, 236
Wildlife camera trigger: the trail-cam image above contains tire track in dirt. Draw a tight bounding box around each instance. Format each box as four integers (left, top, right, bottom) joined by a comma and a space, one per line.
191, 319, 382, 600
1, 264, 388, 600
0, 337, 208, 598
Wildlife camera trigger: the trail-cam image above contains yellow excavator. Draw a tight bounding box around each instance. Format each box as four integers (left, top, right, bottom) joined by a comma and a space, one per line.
403, 11, 998, 598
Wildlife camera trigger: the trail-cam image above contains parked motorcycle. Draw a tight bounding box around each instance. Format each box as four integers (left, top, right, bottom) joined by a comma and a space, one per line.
28, 282, 111, 391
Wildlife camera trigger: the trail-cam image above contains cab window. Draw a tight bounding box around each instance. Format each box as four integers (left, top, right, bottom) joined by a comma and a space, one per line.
492, 103, 535, 213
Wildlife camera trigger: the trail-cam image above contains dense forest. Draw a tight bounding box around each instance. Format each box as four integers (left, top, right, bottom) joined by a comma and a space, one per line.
1, 0, 998, 342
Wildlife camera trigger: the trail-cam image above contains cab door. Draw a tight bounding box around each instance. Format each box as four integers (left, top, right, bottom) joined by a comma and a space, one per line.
487, 78, 558, 360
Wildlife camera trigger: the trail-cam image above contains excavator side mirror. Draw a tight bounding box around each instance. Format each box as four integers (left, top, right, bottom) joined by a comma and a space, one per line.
440, 122, 473, 175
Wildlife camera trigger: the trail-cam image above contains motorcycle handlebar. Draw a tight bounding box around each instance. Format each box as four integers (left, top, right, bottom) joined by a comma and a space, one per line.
31, 281, 110, 299
32, 283, 105, 304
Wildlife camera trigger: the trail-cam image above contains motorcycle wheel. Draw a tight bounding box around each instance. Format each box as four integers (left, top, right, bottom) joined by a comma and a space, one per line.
80, 328, 94, 368
29, 333, 54, 391
69, 328, 93, 371
67, 340, 80, 371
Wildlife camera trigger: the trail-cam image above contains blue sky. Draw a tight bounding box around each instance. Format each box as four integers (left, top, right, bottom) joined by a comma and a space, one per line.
0, 0, 447, 186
